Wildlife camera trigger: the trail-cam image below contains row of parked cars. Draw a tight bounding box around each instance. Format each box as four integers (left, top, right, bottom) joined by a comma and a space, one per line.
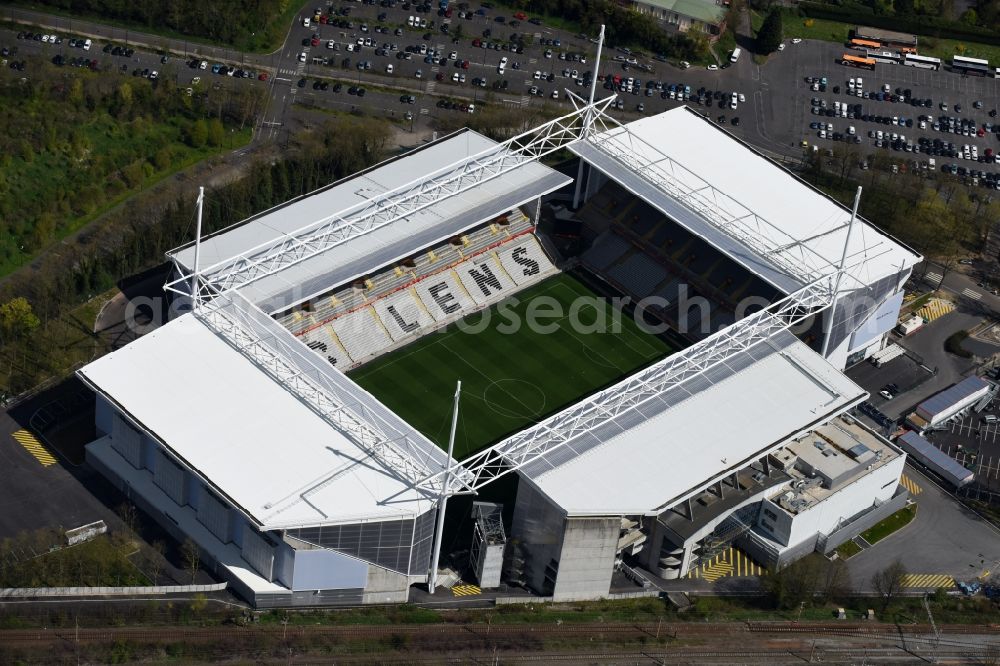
857, 401, 895, 429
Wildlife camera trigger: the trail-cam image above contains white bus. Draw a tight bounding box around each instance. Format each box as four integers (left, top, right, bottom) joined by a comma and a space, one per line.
952, 54, 990, 76
904, 53, 942, 70
730, 47, 741, 63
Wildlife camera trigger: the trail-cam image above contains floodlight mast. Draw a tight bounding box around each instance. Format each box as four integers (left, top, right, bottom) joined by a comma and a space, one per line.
820, 185, 862, 358
428, 380, 461, 594
572, 24, 605, 209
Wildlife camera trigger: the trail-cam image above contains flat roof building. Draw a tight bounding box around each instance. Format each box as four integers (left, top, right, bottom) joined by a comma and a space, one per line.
854, 25, 918, 48
914, 376, 991, 427
628, 0, 727, 36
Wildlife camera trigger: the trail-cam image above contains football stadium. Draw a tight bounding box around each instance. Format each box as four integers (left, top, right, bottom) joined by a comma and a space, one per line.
76, 97, 922, 606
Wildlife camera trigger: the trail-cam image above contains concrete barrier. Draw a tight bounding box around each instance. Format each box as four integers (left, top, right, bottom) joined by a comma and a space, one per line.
0, 583, 227, 598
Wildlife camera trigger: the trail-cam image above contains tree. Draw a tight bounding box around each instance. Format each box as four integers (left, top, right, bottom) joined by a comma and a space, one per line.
756, 8, 783, 55
181, 538, 201, 584
207, 118, 225, 147
872, 559, 907, 612
0, 297, 40, 342
188, 119, 208, 148
961, 8, 979, 24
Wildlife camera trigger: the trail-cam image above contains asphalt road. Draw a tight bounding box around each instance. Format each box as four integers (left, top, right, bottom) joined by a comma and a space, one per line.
845, 463, 1000, 585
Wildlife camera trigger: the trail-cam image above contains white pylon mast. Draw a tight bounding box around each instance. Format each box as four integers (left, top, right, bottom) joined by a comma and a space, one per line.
573, 24, 605, 209
428, 380, 461, 594
190, 186, 205, 311
820, 185, 862, 358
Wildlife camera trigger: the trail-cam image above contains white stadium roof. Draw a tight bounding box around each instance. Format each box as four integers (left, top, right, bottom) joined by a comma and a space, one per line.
79, 313, 442, 531
571, 107, 920, 294
516, 331, 865, 516
169, 129, 571, 313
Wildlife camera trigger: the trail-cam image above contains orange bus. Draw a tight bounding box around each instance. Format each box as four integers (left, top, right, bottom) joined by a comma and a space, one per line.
849, 38, 881, 50
899, 46, 917, 54
842, 53, 876, 70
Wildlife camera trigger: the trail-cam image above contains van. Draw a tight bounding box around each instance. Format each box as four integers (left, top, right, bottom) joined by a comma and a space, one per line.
984, 414, 998, 424
729, 47, 741, 63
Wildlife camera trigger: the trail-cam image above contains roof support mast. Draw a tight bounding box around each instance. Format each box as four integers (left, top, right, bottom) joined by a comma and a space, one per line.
428, 380, 461, 594
820, 186, 862, 358
190, 186, 205, 311
573, 24, 605, 210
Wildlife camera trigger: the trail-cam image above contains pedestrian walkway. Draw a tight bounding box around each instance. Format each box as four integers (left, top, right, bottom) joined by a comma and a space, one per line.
914, 297, 954, 323
899, 473, 922, 496
686, 546, 766, 582
12, 429, 57, 467
901, 574, 955, 589
452, 584, 481, 597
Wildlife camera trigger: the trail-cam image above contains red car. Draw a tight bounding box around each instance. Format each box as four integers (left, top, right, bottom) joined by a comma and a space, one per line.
462, 59, 470, 69
258, 71, 269, 81
311, 36, 320, 46
435, 72, 444, 81
514, 11, 526, 20
472, 38, 481, 47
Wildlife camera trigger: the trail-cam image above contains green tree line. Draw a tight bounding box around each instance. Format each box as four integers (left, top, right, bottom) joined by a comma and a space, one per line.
500, 0, 710, 60
0, 116, 391, 395
0, 59, 266, 276
0, 0, 295, 51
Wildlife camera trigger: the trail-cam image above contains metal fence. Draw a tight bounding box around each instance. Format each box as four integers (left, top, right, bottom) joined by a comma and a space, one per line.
0, 583, 228, 598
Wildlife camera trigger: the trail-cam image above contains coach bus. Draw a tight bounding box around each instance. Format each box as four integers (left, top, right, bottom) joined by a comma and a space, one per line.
904, 53, 942, 70
952, 54, 990, 76
866, 50, 903, 64
841, 53, 876, 70
849, 38, 881, 51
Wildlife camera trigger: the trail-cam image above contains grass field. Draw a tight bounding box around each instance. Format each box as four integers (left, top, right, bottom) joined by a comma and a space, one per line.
349, 273, 673, 458
860, 505, 917, 545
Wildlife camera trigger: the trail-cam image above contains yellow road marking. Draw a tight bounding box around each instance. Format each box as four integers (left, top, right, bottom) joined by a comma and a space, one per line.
901, 574, 955, 589
12, 430, 57, 467
687, 546, 767, 581
900, 474, 922, 496
452, 584, 481, 597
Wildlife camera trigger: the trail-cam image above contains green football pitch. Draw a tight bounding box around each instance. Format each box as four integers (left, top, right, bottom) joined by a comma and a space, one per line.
348, 273, 674, 459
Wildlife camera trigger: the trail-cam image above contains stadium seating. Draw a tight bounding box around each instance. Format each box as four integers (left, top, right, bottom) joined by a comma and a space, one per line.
301, 326, 353, 369
606, 252, 669, 300
497, 236, 554, 286
414, 271, 477, 321
372, 288, 436, 342
455, 256, 519, 305
580, 232, 631, 271
331, 307, 395, 362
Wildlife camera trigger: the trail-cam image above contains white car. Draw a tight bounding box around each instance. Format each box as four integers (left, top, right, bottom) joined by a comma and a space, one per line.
856, 77, 863, 87
199, 60, 208, 69
452, 72, 460, 82
533, 70, 542, 79
707, 64, 719, 71
386, 63, 394, 73
778, 43, 785, 51
298, 52, 307, 62
791, 38, 802, 44
327, 40, 335, 49
738, 92, 745, 103
848, 126, 856, 135
415, 69, 422, 78
449, 51, 457, 60
468, 103, 475, 114
730, 91, 738, 109
848, 77, 855, 89
679, 60, 690, 69
551, 89, 559, 99
302, 17, 311, 27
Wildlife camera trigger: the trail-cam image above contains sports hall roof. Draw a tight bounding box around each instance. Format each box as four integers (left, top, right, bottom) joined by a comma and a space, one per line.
516, 331, 865, 515
78, 312, 446, 531
570, 107, 921, 295
169, 130, 571, 313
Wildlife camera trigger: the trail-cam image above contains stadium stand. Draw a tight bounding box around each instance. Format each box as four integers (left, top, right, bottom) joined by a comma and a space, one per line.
272, 215, 558, 370
606, 252, 669, 298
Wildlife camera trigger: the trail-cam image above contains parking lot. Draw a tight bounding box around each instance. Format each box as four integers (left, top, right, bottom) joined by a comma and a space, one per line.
783, 41, 1000, 182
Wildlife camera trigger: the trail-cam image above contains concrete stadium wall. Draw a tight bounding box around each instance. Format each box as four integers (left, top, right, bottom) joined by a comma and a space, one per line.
552, 517, 620, 601
818, 489, 910, 554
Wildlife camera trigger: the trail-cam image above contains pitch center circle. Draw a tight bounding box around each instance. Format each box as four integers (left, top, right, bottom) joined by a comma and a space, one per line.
483, 378, 546, 420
